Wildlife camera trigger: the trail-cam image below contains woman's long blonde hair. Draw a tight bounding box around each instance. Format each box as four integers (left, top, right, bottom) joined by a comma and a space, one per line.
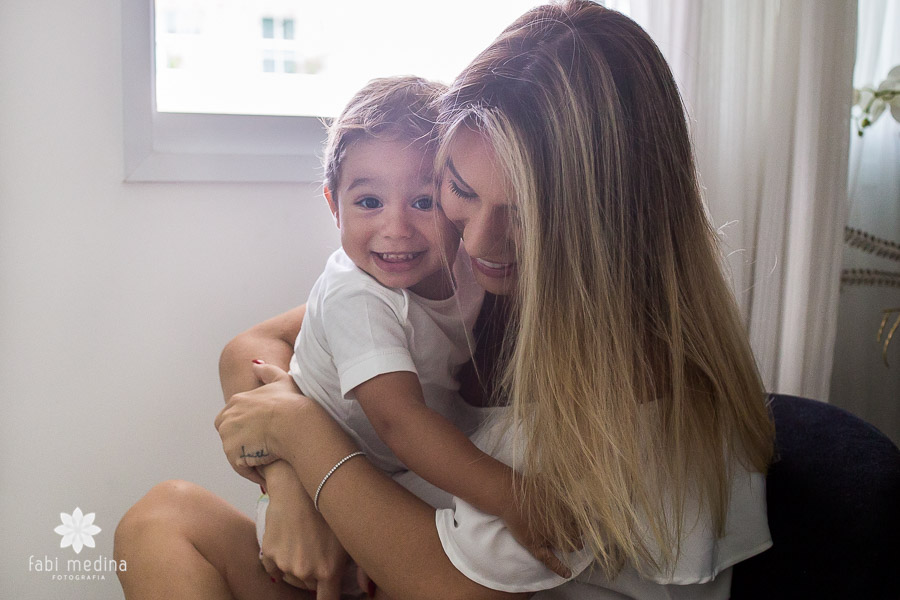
438, 1, 774, 578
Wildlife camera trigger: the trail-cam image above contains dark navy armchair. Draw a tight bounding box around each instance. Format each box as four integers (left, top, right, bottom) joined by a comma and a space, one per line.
730, 394, 900, 599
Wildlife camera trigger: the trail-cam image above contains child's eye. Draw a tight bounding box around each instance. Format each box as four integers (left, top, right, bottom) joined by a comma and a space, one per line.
356, 197, 382, 209
412, 196, 433, 210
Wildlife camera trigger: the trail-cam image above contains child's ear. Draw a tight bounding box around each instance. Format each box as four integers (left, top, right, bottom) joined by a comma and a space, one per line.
323, 186, 340, 228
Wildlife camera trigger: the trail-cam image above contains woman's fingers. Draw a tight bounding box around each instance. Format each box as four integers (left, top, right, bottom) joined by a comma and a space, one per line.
356, 565, 371, 593
280, 572, 306, 589
315, 575, 342, 600
531, 545, 572, 579
261, 552, 315, 591
238, 465, 267, 487
356, 565, 377, 598
259, 553, 282, 581
215, 384, 282, 473
251, 360, 292, 385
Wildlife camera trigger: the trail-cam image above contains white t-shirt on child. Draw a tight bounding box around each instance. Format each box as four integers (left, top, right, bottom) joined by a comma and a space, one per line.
289, 247, 486, 473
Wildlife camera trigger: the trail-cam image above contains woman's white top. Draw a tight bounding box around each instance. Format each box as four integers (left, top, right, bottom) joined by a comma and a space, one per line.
409, 410, 771, 599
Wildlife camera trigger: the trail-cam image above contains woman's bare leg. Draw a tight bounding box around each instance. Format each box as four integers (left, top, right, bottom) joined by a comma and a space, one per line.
114, 480, 311, 600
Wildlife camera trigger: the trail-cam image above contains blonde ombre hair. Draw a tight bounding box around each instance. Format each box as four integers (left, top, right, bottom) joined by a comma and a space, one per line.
437, 1, 774, 578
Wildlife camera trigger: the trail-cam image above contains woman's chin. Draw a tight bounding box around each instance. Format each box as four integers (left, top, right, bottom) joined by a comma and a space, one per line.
472, 269, 517, 296
469, 256, 517, 295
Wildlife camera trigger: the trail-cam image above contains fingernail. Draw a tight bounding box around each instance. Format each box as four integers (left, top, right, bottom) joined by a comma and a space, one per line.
270, 576, 277, 583
252, 359, 265, 364
367, 580, 377, 597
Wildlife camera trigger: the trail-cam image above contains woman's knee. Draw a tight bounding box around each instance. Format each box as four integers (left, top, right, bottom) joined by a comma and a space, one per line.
114, 479, 209, 556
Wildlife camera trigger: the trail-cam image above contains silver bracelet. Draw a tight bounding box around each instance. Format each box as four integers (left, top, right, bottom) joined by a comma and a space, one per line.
314, 451, 366, 512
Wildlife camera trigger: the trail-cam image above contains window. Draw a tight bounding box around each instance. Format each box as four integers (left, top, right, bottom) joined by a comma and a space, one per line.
262, 17, 275, 39
124, 0, 539, 183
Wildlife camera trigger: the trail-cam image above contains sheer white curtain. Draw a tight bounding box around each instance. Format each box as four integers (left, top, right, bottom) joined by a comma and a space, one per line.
608, 0, 858, 400
848, 0, 900, 221
829, 0, 900, 441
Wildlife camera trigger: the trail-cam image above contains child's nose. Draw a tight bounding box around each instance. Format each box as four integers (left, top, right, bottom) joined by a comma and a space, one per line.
382, 209, 414, 239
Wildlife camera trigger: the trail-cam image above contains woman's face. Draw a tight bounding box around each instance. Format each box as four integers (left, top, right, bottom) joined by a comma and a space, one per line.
439, 128, 520, 296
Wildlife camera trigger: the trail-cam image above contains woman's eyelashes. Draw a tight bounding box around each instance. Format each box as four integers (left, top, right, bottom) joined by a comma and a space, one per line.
447, 179, 477, 200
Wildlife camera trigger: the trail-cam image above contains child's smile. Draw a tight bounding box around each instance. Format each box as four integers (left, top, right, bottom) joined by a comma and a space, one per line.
326, 137, 461, 300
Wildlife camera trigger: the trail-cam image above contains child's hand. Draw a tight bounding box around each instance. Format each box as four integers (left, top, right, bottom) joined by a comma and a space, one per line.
502, 506, 572, 579
261, 487, 349, 600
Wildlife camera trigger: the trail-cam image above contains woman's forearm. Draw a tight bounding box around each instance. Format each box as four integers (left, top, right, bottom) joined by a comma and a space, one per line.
219, 305, 306, 400
273, 400, 529, 600
259, 459, 302, 493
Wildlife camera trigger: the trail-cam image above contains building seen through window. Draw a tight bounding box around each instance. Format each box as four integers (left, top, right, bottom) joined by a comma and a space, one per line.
154, 0, 540, 118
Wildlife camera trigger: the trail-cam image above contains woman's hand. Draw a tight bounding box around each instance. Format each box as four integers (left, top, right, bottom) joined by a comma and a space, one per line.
502, 506, 572, 579
260, 466, 350, 600
214, 361, 305, 484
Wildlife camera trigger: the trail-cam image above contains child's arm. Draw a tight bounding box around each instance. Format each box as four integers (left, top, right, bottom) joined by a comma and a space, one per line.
356, 371, 510, 514
354, 372, 570, 577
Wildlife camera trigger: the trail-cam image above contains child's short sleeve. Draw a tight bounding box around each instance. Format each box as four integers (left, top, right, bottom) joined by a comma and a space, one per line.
320, 283, 417, 399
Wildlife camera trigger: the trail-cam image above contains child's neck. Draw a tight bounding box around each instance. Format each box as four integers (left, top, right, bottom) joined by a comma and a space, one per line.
408, 268, 455, 300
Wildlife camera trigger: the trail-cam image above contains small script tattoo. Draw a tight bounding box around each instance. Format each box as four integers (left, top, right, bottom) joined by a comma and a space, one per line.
240, 445, 270, 459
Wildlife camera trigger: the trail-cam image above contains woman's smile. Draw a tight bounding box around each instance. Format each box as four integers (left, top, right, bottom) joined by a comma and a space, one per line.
440, 128, 520, 295
471, 256, 517, 279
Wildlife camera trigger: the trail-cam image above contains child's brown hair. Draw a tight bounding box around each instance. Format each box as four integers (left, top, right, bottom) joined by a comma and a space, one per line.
323, 76, 447, 198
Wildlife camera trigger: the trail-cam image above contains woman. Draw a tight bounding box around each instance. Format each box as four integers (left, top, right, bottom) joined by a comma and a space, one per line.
115, 2, 774, 598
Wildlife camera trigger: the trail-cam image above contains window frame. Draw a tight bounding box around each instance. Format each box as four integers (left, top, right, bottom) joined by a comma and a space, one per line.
122, 0, 325, 183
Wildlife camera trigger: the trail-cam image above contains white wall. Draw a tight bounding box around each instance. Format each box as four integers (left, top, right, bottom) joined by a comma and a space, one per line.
0, 1, 339, 598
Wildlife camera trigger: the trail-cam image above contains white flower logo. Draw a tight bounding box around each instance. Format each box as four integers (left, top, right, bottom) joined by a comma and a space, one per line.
54, 507, 101, 554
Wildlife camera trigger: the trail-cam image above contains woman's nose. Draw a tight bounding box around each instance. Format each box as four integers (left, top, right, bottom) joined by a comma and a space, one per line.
461, 210, 512, 257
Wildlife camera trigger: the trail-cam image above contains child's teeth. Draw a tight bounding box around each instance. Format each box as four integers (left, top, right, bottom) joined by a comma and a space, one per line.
381, 253, 416, 261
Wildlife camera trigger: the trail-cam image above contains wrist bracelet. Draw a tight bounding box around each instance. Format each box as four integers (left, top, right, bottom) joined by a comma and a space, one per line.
314, 451, 366, 512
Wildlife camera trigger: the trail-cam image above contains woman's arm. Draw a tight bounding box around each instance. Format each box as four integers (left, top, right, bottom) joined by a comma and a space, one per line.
219, 305, 306, 399
259, 460, 349, 595
216, 363, 531, 600
219, 305, 305, 485
219, 305, 352, 597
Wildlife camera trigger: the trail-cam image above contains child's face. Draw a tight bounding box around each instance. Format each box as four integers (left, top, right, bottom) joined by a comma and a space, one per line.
328, 137, 460, 299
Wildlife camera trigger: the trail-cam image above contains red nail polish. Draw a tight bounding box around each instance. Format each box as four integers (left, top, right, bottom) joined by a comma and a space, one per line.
367, 580, 377, 597
260, 484, 267, 494
271, 576, 277, 583
252, 359, 265, 364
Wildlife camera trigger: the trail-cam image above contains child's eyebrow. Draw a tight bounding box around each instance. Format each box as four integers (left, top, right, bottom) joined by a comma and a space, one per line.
346, 177, 376, 191
447, 159, 475, 194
